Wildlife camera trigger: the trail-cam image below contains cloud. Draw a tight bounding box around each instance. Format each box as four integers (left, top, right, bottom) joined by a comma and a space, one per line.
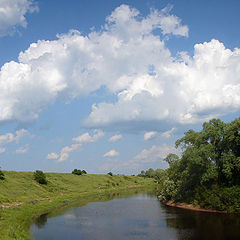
57, 143, 81, 162
48, 130, 103, 162
85, 39, 240, 129
144, 128, 175, 140
103, 149, 119, 157
47, 143, 82, 162
149, 4, 189, 37
144, 131, 157, 140
0, 147, 6, 153
72, 130, 104, 143
134, 144, 180, 163
0, 4, 187, 125
58, 143, 81, 162
0, 0, 38, 36
46, 152, 59, 160
0, 129, 30, 145
16, 144, 29, 154
0, 5, 239, 131
99, 144, 179, 172
161, 127, 176, 138
108, 134, 122, 142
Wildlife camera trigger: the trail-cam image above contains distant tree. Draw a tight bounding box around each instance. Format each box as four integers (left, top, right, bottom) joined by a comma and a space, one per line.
72, 169, 82, 175
82, 170, 87, 174
0, 167, 5, 180
145, 168, 155, 178
34, 170, 47, 184
108, 172, 113, 176
137, 170, 145, 177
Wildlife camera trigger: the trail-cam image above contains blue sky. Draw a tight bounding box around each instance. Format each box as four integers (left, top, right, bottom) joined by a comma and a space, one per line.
0, 0, 240, 174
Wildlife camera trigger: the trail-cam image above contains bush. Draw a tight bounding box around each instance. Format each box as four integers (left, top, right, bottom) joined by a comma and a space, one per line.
82, 170, 87, 174
72, 169, 82, 175
158, 178, 178, 202
0, 169, 5, 180
108, 172, 113, 176
34, 170, 47, 184
194, 185, 240, 212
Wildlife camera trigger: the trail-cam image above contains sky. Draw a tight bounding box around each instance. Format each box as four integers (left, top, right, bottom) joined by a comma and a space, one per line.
0, 0, 240, 175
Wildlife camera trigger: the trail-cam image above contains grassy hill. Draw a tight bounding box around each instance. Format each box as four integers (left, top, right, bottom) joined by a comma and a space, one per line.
0, 171, 155, 239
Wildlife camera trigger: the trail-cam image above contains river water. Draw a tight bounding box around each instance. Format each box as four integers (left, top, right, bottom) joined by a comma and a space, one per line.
30, 192, 240, 240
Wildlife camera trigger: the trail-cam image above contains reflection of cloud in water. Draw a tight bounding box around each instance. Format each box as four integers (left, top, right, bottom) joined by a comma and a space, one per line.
64, 212, 93, 227
31, 193, 240, 240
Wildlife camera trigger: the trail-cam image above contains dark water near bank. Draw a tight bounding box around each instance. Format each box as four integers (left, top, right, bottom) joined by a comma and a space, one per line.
30, 193, 240, 240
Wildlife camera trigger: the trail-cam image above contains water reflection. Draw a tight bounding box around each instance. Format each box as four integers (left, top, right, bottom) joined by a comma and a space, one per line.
30, 192, 240, 240
34, 213, 48, 229
165, 205, 240, 240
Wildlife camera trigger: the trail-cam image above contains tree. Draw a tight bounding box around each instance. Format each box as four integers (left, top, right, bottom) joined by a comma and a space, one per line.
108, 172, 113, 176
145, 168, 155, 178
164, 153, 179, 166
82, 170, 87, 174
0, 167, 5, 180
34, 170, 47, 184
72, 169, 82, 175
160, 118, 240, 204
137, 170, 145, 177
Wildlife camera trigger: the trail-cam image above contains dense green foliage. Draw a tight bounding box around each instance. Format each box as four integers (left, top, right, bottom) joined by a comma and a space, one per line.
72, 169, 87, 175
72, 169, 82, 175
159, 118, 240, 212
108, 172, 113, 176
33, 170, 47, 184
0, 168, 4, 180
0, 171, 155, 239
138, 168, 165, 182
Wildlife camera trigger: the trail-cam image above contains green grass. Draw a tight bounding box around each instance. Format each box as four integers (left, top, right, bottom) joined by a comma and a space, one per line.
0, 171, 155, 239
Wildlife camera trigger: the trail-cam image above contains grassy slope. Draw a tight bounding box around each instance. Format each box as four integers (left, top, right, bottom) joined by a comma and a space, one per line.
0, 171, 155, 240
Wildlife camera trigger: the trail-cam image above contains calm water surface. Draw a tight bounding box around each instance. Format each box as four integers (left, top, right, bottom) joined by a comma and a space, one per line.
30, 193, 240, 240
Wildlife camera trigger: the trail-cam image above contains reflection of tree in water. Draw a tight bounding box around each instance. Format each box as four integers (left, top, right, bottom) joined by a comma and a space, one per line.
35, 213, 48, 228
165, 206, 240, 240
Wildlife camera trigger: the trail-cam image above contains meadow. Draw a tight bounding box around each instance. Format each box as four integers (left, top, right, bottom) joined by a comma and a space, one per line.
0, 171, 155, 240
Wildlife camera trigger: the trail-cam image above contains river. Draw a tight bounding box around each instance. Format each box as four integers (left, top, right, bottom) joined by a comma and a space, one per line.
30, 192, 240, 240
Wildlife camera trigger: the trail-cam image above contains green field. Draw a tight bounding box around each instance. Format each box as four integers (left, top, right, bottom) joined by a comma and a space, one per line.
0, 171, 155, 240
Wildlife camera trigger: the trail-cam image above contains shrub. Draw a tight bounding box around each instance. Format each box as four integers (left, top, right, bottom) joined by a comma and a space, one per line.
0, 168, 5, 180
72, 169, 82, 175
82, 170, 87, 174
108, 172, 113, 176
34, 170, 47, 184
158, 178, 178, 202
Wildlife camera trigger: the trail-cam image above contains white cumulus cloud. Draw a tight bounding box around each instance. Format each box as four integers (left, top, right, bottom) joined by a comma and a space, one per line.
134, 144, 180, 163
72, 130, 104, 143
0, 5, 239, 132
144, 131, 157, 141
86, 39, 240, 129
161, 127, 176, 138
0, 129, 30, 145
103, 149, 120, 157
109, 134, 122, 142
0, 4, 188, 125
0, 0, 38, 36
57, 143, 81, 162
46, 152, 59, 160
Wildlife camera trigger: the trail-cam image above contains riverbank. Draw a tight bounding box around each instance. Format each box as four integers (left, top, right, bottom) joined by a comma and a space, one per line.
163, 201, 228, 213
0, 171, 155, 240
